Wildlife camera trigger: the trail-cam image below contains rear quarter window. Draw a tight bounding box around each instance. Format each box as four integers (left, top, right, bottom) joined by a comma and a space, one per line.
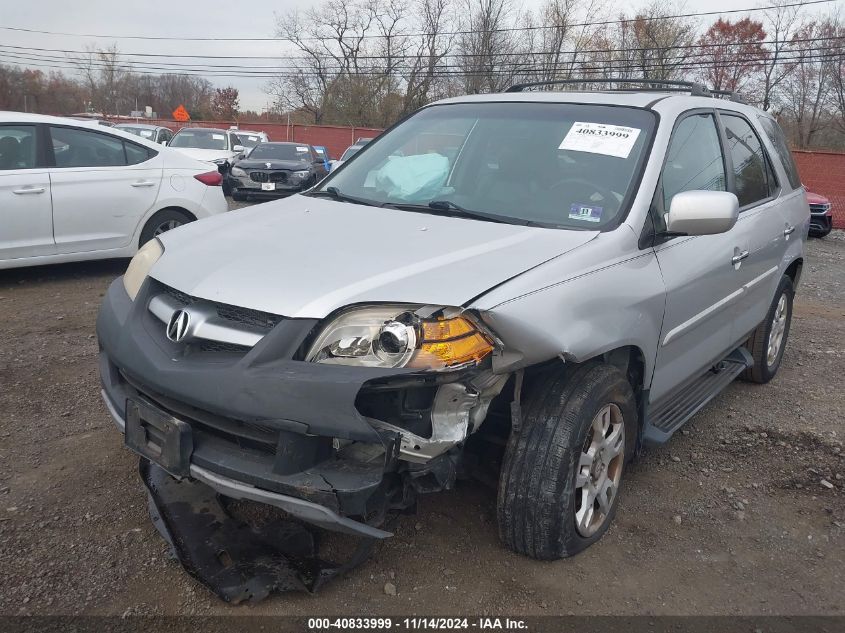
757, 116, 801, 190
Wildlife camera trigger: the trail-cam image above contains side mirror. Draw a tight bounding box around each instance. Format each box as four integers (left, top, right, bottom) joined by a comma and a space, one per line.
161, 139, 168, 145
233, 144, 244, 153
666, 190, 739, 236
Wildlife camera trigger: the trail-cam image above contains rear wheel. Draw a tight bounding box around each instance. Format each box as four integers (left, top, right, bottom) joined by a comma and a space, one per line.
742, 275, 794, 384
497, 362, 637, 559
139, 208, 194, 247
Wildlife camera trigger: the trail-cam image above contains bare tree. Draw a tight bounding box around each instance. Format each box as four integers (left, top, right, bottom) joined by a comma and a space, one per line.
780, 20, 836, 147
758, 0, 803, 111
455, 0, 520, 94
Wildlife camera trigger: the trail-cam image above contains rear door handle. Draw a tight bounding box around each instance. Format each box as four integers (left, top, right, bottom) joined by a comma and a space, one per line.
783, 226, 795, 236
12, 187, 46, 195
731, 250, 749, 265
131, 181, 156, 188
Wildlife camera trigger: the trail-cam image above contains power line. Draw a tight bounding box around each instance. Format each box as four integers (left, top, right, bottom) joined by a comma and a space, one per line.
1, 34, 841, 64
3, 50, 838, 80
0, 0, 836, 42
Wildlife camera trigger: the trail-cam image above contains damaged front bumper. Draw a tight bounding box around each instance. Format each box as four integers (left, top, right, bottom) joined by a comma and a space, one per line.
97, 277, 505, 540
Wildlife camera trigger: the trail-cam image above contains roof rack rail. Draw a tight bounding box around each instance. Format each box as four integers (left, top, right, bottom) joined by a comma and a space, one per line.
505, 78, 745, 103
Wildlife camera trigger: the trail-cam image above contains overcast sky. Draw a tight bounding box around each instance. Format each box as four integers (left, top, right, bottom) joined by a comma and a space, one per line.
0, 0, 839, 112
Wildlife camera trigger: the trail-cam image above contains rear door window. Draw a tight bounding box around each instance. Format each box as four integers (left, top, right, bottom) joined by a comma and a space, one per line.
125, 141, 155, 165
757, 116, 801, 190
721, 114, 777, 207
0, 125, 38, 170
50, 126, 126, 168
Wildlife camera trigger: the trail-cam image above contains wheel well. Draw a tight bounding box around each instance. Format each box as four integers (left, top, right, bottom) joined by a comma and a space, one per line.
784, 258, 803, 287
155, 206, 197, 222
139, 207, 197, 248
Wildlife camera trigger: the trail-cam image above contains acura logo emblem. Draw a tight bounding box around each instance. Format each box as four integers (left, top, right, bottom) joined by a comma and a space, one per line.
166, 310, 191, 342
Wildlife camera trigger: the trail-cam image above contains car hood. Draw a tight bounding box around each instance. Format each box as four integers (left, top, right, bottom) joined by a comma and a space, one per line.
235, 158, 310, 170
805, 190, 830, 205
170, 147, 234, 162
151, 196, 598, 318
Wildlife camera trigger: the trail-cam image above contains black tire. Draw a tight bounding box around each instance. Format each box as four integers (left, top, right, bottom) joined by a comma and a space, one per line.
139, 208, 194, 247
231, 192, 246, 202
497, 362, 637, 560
742, 275, 794, 384
809, 227, 831, 238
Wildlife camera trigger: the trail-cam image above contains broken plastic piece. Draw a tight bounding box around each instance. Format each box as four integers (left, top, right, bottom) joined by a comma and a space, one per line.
140, 459, 375, 603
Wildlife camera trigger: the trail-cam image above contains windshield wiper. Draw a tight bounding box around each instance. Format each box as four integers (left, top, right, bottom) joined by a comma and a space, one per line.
307, 186, 381, 207
385, 199, 530, 226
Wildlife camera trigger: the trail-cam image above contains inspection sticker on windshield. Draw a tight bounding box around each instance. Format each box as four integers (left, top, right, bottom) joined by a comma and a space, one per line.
296, 146, 309, 152
569, 204, 603, 223
559, 122, 641, 159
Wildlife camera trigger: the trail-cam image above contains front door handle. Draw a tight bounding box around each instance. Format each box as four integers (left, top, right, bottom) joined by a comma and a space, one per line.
783, 226, 795, 236
131, 181, 156, 188
732, 250, 749, 265
12, 187, 46, 195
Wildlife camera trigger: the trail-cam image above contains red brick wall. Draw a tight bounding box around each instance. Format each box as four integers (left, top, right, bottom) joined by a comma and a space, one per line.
793, 150, 845, 229
109, 118, 383, 161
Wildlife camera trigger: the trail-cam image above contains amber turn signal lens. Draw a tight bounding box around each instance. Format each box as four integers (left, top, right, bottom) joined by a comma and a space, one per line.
408, 316, 493, 369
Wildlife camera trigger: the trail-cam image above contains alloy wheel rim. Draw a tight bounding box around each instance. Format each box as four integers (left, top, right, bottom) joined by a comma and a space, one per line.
766, 293, 788, 367
153, 219, 182, 236
575, 403, 625, 538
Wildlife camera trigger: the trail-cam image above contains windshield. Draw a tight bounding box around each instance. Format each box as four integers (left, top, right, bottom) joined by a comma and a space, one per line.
319, 102, 655, 228
248, 143, 311, 161
170, 129, 229, 150
117, 126, 155, 140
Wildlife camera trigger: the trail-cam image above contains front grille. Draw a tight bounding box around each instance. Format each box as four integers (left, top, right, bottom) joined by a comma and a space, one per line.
162, 284, 283, 331
809, 203, 830, 215
250, 170, 288, 183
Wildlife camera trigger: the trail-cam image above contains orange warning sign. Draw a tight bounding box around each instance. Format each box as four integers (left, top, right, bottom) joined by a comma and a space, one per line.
172, 104, 190, 122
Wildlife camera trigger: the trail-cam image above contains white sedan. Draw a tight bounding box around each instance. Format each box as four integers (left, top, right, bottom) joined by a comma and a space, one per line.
0, 112, 228, 270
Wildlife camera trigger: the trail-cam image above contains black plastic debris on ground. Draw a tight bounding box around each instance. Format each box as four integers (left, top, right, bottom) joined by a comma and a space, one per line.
139, 459, 375, 603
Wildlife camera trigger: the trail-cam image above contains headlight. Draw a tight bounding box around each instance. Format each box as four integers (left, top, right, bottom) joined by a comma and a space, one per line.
230, 166, 247, 177
292, 170, 310, 179
305, 305, 494, 370
123, 239, 163, 301
212, 158, 228, 165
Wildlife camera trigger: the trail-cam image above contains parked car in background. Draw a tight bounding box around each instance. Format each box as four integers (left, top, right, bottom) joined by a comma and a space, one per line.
69, 117, 115, 127
226, 141, 328, 201
330, 139, 371, 171
98, 83, 806, 563
115, 123, 173, 145
0, 112, 227, 269
168, 127, 245, 194
806, 188, 833, 237
313, 145, 331, 171
229, 128, 269, 154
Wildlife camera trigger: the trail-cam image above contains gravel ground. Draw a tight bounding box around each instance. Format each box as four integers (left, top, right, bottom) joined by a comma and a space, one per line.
0, 199, 842, 616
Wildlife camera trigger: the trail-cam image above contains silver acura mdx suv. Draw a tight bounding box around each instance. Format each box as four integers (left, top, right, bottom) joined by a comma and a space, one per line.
98, 81, 808, 561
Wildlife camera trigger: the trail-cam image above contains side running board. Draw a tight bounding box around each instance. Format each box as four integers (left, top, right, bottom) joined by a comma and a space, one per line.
642, 347, 752, 445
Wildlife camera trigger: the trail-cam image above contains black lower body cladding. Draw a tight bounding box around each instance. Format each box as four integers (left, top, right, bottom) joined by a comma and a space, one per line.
96, 277, 424, 531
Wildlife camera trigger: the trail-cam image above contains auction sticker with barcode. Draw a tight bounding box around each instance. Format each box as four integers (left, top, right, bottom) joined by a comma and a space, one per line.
558, 122, 641, 158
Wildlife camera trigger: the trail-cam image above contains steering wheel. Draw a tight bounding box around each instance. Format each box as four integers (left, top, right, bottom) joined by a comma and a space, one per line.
550, 177, 617, 209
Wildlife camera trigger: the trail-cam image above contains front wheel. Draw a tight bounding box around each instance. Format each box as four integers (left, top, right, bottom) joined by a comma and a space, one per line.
497, 362, 637, 559
742, 275, 794, 384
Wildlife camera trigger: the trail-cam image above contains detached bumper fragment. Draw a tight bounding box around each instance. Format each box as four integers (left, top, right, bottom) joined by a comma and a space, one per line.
141, 459, 376, 603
